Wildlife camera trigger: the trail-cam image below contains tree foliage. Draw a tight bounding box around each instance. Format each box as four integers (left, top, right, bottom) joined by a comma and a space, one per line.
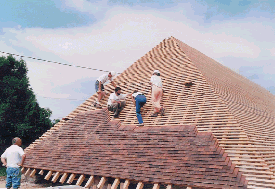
0, 56, 52, 147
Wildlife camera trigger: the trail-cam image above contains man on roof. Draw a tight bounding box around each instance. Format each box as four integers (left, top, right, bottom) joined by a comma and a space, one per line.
1, 137, 26, 189
108, 87, 131, 118
150, 70, 165, 117
131, 90, 147, 126
94, 71, 117, 108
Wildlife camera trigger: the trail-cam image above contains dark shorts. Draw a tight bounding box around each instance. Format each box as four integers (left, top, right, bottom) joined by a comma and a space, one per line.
95, 80, 104, 92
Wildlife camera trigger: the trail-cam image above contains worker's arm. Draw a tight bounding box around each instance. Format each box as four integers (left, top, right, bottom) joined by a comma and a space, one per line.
131, 96, 136, 106
111, 81, 117, 88
18, 154, 26, 167
111, 99, 121, 104
1, 157, 7, 167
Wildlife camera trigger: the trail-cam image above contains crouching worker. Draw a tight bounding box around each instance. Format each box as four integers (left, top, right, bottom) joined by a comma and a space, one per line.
131, 90, 147, 126
1, 137, 26, 189
108, 87, 130, 118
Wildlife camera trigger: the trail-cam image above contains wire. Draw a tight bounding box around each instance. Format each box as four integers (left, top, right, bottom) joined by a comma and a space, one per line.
0, 51, 121, 74
38, 96, 86, 101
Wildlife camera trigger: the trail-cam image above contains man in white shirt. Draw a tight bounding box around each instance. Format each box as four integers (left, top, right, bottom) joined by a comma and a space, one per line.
108, 87, 130, 118
150, 70, 165, 117
94, 71, 117, 108
1, 137, 26, 189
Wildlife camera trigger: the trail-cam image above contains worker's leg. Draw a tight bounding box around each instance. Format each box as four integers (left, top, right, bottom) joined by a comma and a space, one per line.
135, 96, 146, 124
11, 167, 21, 189
94, 81, 105, 108
5, 167, 12, 189
118, 101, 126, 111
152, 85, 162, 114
108, 103, 118, 113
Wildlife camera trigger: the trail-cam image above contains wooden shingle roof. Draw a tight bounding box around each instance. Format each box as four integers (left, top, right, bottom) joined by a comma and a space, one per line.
23, 108, 247, 188
24, 37, 275, 188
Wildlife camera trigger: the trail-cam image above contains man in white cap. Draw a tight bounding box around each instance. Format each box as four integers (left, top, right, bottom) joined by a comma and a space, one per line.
94, 71, 117, 108
150, 70, 165, 117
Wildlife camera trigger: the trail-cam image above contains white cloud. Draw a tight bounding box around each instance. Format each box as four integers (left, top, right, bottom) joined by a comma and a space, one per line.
1, 3, 274, 118
270, 48, 275, 56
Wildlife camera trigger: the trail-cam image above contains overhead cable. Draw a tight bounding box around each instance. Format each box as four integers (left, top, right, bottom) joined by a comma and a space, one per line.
0, 51, 121, 74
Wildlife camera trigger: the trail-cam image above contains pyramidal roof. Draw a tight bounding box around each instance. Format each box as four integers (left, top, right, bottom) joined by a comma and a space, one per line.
23, 37, 275, 188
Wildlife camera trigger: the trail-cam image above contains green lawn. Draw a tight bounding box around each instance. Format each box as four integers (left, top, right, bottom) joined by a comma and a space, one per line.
0, 167, 6, 176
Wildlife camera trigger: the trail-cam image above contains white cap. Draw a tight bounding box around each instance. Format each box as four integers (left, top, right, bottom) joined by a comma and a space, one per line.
153, 70, 160, 74
110, 71, 116, 77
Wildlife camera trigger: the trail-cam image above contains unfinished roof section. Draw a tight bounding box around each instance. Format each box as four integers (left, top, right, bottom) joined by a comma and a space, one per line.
25, 37, 275, 188
23, 108, 247, 189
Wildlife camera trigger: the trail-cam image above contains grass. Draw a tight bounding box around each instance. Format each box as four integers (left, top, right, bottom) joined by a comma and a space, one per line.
0, 167, 6, 176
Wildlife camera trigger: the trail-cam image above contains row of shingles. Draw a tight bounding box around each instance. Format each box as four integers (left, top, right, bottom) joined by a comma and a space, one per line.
23, 109, 109, 172
170, 38, 250, 143
183, 44, 275, 188
24, 109, 247, 188
183, 40, 275, 171
94, 121, 247, 188
173, 38, 275, 188
106, 38, 185, 126
172, 37, 271, 188
200, 69, 275, 187
23, 110, 116, 188
137, 38, 201, 126
171, 40, 268, 181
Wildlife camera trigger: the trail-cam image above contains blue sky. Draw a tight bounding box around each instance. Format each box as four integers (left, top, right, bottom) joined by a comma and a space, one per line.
1, 0, 274, 120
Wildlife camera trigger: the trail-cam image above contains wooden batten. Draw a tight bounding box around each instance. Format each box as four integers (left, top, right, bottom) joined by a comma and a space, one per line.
67, 173, 76, 184
153, 184, 160, 189
76, 174, 85, 186
24, 168, 31, 176
44, 171, 53, 180
21, 167, 26, 174
84, 176, 94, 188
38, 169, 44, 175
186, 187, 192, 189
97, 177, 107, 189
59, 173, 68, 184
123, 180, 130, 189
30, 169, 37, 177
51, 172, 61, 183
136, 182, 144, 189
111, 178, 120, 189
166, 184, 172, 189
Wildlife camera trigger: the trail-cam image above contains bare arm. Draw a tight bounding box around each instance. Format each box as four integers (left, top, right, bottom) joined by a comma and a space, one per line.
131, 96, 136, 106
111, 81, 117, 88
18, 154, 26, 167
111, 99, 120, 104
1, 157, 7, 167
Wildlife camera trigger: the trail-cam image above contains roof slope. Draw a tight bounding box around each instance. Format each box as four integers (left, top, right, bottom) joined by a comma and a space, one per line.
24, 37, 275, 188
24, 108, 247, 189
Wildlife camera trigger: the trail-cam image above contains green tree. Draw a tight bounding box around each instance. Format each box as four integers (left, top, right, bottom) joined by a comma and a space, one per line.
52, 119, 60, 126
0, 55, 52, 147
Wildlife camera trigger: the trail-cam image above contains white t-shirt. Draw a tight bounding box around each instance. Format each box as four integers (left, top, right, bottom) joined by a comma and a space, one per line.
97, 74, 113, 84
150, 75, 162, 87
1, 145, 25, 168
132, 92, 143, 98
108, 93, 127, 105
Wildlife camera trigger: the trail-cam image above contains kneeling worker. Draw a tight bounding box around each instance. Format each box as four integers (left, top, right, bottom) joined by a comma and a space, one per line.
131, 90, 146, 126
108, 87, 130, 118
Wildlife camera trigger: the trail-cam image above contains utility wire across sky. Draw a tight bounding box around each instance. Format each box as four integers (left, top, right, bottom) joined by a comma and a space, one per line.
0, 50, 121, 74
